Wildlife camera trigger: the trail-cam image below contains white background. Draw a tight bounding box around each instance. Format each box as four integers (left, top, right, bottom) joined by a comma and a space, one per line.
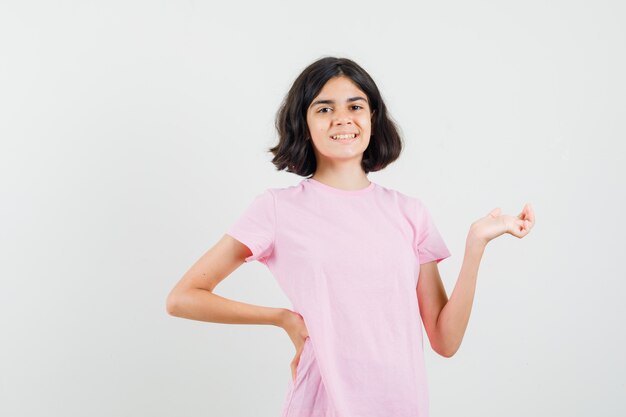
1, 1, 624, 416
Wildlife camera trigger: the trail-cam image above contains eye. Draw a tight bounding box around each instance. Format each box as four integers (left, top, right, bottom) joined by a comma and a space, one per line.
317, 107, 332, 113
352, 105, 363, 110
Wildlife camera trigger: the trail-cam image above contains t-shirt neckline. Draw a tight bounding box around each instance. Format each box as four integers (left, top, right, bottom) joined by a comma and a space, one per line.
304, 177, 376, 195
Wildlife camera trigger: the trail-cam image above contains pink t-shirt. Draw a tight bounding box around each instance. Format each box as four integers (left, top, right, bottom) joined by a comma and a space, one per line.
226, 177, 451, 417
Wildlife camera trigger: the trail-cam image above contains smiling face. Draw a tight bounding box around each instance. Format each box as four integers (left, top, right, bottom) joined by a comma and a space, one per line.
306, 76, 374, 167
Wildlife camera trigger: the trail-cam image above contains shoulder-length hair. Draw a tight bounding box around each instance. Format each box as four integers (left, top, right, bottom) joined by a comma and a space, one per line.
269, 56, 403, 177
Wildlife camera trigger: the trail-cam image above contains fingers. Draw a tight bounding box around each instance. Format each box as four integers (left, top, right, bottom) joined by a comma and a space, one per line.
290, 342, 305, 383
502, 204, 534, 238
526, 203, 535, 224
292, 352, 304, 382
521, 203, 535, 229
523, 203, 533, 217
510, 218, 530, 238
291, 357, 299, 383
516, 203, 535, 227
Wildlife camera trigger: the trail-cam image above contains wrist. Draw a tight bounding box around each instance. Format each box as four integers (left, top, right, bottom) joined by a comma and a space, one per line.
467, 226, 488, 250
274, 308, 291, 328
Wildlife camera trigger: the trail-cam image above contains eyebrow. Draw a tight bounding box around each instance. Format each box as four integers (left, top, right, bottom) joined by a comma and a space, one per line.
310, 96, 368, 107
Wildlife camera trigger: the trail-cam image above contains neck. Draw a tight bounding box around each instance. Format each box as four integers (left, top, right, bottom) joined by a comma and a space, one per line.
310, 170, 370, 191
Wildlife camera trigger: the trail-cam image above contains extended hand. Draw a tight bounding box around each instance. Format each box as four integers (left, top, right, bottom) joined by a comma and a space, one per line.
469, 203, 535, 245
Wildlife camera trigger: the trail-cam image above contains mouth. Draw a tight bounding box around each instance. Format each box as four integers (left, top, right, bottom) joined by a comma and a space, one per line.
329, 133, 359, 143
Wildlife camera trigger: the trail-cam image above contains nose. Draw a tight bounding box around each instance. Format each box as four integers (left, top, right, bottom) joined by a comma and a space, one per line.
333, 108, 353, 125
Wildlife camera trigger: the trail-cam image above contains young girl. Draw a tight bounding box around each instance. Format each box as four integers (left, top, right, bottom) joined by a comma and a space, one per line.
166, 56, 535, 417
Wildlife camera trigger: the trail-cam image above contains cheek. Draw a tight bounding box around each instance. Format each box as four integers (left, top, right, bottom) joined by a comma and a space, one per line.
311, 124, 324, 135
307, 117, 322, 130
312, 121, 329, 135
360, 116, 373, 130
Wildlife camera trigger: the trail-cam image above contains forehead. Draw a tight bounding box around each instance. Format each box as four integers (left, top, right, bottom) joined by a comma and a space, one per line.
313, 76, 368, 101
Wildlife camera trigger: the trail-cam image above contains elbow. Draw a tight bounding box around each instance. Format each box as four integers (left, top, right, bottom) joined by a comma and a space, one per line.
166, 286, 212, 317
433, 338, 460, 358
166, 292, 180, 317
437, 348, 456, 358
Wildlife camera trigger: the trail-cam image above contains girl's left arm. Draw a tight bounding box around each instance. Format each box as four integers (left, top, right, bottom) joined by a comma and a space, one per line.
418, 203, 535, 358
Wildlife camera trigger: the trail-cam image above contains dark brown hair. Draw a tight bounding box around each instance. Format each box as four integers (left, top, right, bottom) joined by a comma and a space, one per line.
269, 56, 403, 176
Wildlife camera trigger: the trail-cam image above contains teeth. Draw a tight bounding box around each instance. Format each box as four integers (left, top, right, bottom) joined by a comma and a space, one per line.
331, 133, 357, 140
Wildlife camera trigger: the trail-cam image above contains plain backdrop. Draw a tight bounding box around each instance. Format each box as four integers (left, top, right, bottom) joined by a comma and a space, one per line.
1, 1, 625, 416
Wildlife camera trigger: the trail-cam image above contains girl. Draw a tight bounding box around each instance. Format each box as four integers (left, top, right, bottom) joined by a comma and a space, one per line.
166, 56, 535, 417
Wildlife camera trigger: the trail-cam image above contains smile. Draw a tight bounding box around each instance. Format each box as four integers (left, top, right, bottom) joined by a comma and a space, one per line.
330, 133, 359, 141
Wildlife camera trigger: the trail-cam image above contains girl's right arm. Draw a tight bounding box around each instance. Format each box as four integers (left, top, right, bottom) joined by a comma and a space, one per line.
166, 233, 311, 376
165, 234, 288, 327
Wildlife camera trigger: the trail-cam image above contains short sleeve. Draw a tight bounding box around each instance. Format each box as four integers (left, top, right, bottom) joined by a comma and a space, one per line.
226, 189, 276, 264
414, 198, 452, 264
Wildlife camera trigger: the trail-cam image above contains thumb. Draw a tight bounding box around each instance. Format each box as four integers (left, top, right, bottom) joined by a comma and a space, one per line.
488, 208, 501, 218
